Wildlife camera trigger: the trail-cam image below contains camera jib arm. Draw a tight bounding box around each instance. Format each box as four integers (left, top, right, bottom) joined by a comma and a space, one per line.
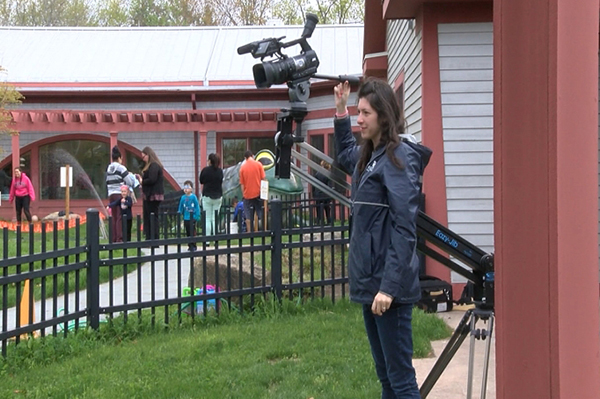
414, 211, 495, 399
416, 211, 494, 308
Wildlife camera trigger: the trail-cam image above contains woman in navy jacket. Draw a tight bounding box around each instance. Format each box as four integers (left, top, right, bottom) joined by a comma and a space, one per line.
334, 77, 431, 399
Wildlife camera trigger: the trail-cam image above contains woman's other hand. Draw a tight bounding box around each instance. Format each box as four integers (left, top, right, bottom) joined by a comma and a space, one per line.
334, 81, 350, 114
371, 291, 393, 316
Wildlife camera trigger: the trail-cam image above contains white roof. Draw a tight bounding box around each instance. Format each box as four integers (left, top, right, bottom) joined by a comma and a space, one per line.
0, 25, 363, 92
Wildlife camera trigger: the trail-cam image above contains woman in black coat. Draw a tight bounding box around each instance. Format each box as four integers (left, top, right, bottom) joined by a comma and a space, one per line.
136, 146, 164, 241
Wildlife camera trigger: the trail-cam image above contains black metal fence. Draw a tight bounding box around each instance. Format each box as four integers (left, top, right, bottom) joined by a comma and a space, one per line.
0, 199, 349, 357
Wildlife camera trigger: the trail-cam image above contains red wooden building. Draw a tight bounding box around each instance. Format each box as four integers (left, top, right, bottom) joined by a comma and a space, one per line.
363, 0, 600, 397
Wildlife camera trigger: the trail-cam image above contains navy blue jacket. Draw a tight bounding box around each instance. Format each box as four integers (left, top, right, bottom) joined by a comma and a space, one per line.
335, 115, 432, 305
107, 196, 133, 220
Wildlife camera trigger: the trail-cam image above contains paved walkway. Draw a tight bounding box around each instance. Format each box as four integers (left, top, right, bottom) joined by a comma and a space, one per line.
414, 307, 496, 399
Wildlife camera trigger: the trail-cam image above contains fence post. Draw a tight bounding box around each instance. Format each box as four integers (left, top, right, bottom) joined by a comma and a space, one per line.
270, 199, 283, 301
86, 209, 100, 330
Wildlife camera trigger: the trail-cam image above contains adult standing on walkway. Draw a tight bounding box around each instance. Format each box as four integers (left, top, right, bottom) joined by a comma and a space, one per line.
334, 78, 431, 399
106, 146, 136, 242
9, 167, 35, 225
199, 153, 223, 237
136, 146, 164, 241
239, 150, 265, 232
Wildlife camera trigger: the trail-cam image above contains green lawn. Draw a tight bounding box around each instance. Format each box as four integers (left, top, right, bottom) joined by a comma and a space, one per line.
0, 300, 451, 399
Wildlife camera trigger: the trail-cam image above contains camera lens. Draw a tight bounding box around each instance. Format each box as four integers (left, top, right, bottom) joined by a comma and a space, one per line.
252, 51, 319, 89
252, 64, 269, 88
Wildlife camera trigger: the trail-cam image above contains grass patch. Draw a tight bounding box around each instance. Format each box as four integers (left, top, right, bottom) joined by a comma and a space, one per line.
0, 299, 451, 399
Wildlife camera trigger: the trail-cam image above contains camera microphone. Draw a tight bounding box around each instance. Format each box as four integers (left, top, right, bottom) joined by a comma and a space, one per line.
302, 13, 319, 38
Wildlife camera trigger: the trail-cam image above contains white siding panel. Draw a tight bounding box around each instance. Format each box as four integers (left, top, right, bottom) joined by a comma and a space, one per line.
444, 152, 492, 165
444, 141, 492, 152
439, 57, 493, 70
439, 22, 494, 284
441, 81, 493, 93
0, 135, 11, 157
437, 32, 493, 45
443, 129, 493, 141
441, 104, 493, 117
119, 131, 195, 188
438, 23, 495, 33
442, 116, 493, 129
447, 199, 493, 211
446, 187, 493, 199
441, 93, 493, 104
440, 69, 493, 81
445, 175, 493, 187
438, 45, 493, 57
446, 164, 493, 176
17, 132, 108, 148
207, 132, 217, 157
387, 19, 422, 142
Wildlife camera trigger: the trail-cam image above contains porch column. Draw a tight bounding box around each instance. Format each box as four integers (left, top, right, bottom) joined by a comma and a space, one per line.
11, 133, 19, 171
494, 1, 600, 398
109, 131, 118, 157
199, 130, 208, 170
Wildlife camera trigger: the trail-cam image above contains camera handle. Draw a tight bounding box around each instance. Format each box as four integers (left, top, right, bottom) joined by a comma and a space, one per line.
313, 74, 361, 84
275, 82, 308, 179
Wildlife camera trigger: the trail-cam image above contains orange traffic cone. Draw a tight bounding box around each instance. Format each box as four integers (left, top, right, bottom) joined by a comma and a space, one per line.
19, 279, 39, 339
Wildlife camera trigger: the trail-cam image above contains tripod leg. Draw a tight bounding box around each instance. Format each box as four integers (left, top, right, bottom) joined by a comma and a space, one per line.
480, 314, 494, 399
420, 310, 473, 398
466, 314, 479, 399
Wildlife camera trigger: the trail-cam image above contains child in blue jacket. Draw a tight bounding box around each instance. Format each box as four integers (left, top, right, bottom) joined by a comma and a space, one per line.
178, 180, 200, 251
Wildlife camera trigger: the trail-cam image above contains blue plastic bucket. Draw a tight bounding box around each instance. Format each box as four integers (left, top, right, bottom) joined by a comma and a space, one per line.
196, 285, 217, 313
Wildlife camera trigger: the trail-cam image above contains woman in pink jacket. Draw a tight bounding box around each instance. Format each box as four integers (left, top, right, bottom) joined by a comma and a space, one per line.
9, 167, 35, 224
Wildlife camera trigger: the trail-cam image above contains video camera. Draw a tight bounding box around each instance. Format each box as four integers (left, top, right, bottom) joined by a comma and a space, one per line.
238, 14, 359, 179
237, 14, 320, 89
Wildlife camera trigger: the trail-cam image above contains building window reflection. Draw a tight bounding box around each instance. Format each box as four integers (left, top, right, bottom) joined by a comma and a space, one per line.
39, 141, 108, 200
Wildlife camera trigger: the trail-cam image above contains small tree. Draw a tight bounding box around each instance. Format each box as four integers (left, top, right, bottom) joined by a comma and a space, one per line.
0, 66, 24, 137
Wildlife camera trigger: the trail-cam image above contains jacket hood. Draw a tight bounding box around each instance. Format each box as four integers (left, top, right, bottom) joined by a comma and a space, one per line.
402, 139, 432, 170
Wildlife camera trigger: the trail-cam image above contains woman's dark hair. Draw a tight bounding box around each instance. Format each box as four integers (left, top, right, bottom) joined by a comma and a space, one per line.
356, 77, 405, 175
208, 153, 220, 167
111, 146, 122, 162
141, 146, 163, 172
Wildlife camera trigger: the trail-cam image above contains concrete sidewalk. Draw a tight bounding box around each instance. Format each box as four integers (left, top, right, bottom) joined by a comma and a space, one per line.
414, 308, 496, 399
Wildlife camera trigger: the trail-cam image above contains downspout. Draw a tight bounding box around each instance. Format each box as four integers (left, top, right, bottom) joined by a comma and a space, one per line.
203, 26, 223, 87
192, 93, 200, 197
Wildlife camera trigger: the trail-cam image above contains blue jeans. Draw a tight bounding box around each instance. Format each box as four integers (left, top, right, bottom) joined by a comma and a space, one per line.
363, 304, 421, 399
202, 196, 222, 236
